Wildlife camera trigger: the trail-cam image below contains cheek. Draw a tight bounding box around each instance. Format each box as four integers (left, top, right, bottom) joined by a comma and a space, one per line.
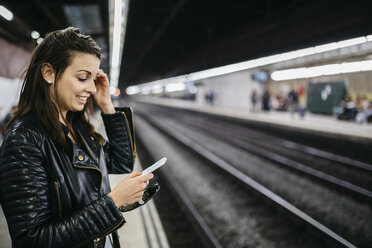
56, 83, 78, 102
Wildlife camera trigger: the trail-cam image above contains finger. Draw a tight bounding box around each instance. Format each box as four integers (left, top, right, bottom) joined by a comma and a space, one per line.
95, 71, 108, 84
139, 172, 154, 181
137, 191, 144, 198
128, 170, 142, 178
141, 182, 147, 191
97, 70, 108, 79
133, 182, 147, 193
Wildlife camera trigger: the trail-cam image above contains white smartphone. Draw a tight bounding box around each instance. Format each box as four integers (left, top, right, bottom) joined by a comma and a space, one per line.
142, 157, 167, 175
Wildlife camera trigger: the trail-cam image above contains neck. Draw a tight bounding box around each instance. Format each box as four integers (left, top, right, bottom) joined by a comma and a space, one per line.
59, 111, 68, 126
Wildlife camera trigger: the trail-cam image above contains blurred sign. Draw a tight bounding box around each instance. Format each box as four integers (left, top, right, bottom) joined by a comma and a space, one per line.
307, 82, 346, 115
251, 70, 268, 83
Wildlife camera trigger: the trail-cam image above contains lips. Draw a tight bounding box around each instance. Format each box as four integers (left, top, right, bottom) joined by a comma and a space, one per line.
77, 95, 89, 104
78, 96, 88, 101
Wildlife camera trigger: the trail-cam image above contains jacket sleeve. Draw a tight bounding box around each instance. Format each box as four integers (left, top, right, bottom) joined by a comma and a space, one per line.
101, 107, 136, 174
0, 129, 125, 248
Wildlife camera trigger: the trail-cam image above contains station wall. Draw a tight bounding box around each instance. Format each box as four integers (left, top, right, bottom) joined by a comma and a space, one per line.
0, 38, 30, 79
194, 67, 372, 113
0, 38, 30, 121
196, 70, 263, 111
0, 76, 22, 121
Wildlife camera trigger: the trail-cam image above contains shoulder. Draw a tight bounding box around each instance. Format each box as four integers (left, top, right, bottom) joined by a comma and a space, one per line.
0, 112, 46, 172
3, 112, 46, 147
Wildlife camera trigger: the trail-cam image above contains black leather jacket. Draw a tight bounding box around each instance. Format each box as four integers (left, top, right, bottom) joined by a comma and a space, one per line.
0, 108, 136, 248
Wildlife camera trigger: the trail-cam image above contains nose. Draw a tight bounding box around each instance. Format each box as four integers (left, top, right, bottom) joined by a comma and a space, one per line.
86, 79, 97, 94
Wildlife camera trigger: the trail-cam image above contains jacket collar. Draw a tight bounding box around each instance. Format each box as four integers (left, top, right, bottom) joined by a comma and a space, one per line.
72, 145, 98, 168
61, 122, 100, 168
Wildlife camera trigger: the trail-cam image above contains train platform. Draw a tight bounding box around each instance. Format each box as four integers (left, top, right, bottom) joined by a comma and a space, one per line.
131, 96, 372, 142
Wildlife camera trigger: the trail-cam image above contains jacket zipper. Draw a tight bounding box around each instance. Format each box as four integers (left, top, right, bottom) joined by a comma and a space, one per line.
73, 164, 103, 197
122, 111, 136, 161
72, 165, 107, 248
93, 237, 100, 248
54, 181, 62, 218
129, 107, 136, 158
93, 219, 125, 248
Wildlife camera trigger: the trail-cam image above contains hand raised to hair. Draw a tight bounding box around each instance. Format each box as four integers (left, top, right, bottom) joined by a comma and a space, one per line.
93, 69, 116, 114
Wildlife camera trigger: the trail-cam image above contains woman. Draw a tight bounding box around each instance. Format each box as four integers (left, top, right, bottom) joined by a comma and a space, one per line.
0, 27, 153, 247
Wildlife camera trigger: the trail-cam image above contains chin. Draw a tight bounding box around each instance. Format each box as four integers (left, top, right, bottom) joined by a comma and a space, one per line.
72, 105, 85, 112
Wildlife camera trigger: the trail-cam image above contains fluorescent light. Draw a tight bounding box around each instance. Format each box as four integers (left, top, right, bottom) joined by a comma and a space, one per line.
165, 83, 186, 92
338, 61, 361, 74
359, 60, 372, 71
151, 84, 163, 94
271, 59, 372, 81
31, 31, 40, 39
321, 64, 341, 75
141, 85, 151, 95
313, 42, 338, 53
110, 0, 125, 89
0, 5, 13, 21
126, 86, 140, 95
112, 0, 122, 69
337, 37, 366, 48
295, 47, 317, 57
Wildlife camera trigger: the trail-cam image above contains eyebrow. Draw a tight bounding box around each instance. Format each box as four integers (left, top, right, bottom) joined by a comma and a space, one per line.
76, 70, 99, 76
76, 70, 92, 74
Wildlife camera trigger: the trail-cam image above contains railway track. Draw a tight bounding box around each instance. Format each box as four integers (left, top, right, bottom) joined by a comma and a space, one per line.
167, 108, 372, 201
142, 103, 372, 201
132, 101, 372, 247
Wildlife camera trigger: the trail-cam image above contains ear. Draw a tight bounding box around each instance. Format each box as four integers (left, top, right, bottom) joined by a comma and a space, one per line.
41, 63, 56, 85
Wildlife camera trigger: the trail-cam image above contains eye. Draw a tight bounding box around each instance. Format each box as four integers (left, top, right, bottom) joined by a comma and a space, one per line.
78, 78, 88, 82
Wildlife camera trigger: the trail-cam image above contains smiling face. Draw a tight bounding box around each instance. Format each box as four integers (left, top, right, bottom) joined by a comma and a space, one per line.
53, 52, 101, 118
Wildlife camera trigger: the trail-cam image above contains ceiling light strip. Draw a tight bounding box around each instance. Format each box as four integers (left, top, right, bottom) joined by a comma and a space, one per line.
0, 5, 13, 21
127, 34, 372, 95
110, 0, 125, 90
271, 60, 372, 81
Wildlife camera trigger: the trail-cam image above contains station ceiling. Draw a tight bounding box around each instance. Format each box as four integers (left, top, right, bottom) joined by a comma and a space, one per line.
1, 0, 372, 90
0, 0, 110, 72
120, 0, 372, 89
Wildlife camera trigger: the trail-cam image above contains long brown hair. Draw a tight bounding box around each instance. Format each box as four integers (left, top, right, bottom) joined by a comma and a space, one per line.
7, 27, 104, 147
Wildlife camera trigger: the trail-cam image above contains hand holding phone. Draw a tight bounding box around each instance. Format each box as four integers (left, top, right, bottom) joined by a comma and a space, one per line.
137, 157, 167, 205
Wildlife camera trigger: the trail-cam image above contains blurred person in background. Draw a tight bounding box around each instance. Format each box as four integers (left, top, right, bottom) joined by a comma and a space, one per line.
0, 27, 153, 248
337, 93, 358, 121
250, 89, 258, 112
262, 89, 271, 111
298, 85, 306, 119
287, 86, 299, 117
356, 94, 372, 124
